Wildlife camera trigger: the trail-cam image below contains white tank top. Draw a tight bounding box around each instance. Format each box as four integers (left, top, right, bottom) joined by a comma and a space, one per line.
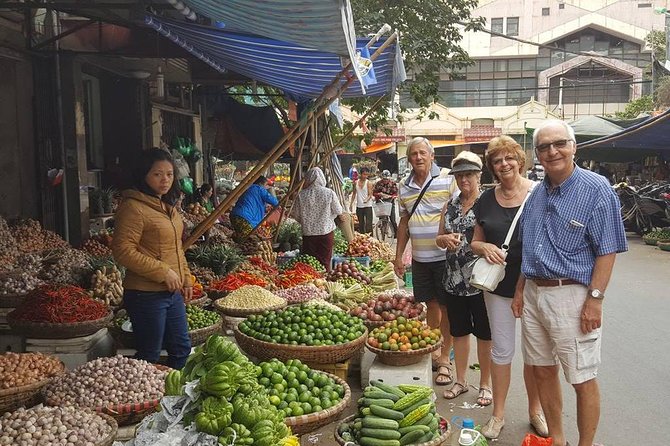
356, 180, 372, 208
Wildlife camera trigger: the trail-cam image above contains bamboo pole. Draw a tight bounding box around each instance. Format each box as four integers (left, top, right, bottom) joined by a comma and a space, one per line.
184, 32, 398, 247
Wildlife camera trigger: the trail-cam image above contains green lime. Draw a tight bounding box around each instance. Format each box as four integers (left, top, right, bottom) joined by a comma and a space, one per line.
269, 395, 281, 406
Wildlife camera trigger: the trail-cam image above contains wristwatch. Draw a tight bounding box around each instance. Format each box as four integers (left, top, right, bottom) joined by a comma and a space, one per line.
588, 289, 604, 300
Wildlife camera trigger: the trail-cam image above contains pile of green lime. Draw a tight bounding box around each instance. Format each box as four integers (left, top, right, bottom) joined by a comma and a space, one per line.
239, 304, 366, 346
185, 305, 220, 330
280, 254, 325, 272
258, 358, 345, 417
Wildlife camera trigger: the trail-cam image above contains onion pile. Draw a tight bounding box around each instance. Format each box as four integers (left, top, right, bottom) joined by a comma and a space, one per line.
11, 219, 69, 253
0, 217, 19, 272
0, 406, 113, 446
0, 254, 43, 295
39, 249, 91, 285
0, 352, 63, 389
275, 284, 329, 304
44, 356, 166, 408
81, 239, 111, 258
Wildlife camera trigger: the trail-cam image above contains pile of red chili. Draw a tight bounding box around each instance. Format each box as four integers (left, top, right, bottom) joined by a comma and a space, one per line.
248, 256, 278, 275
10, 285, 109, 323
209, 272, 268, 292
275, 262, 322, 288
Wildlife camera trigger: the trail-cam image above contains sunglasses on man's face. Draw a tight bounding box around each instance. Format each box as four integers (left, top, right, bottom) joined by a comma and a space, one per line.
534, 139, 573, 153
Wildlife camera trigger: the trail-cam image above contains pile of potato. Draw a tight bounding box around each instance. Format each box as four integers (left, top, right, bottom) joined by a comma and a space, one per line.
0, 352, 63, 389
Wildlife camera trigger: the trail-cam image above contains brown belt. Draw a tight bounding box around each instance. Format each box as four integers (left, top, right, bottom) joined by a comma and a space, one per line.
531, 278, 582, 287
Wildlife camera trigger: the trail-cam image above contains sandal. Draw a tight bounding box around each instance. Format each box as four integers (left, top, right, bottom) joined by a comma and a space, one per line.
434, 364, 453, 386
477, 386, 492, 406
443, 382, 468, 399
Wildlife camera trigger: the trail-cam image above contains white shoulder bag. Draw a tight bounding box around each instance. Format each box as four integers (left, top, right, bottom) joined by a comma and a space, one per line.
469, 188, 533, 292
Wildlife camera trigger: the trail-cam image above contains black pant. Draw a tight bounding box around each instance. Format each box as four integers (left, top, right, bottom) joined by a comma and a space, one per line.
356, 206, 373, 234
390, 200, 398, 237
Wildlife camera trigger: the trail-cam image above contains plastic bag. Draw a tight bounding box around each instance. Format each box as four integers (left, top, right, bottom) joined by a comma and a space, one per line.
521, 434, 553, 446
402, 239, 412, 265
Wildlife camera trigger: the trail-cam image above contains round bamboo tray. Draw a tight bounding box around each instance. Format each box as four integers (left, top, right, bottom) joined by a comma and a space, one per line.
334, 414, 451, 446
109, 317, 223, 348
233, 326, 368, 364
185, 292, 211, 307
45, 364, 168, 427
95, 413, 119, 446
361, 307, 427, 330
284, 371, 351, 435
658, 241, 670, 252
0, 359, 66, 413
365, 337, 443, 366
213, 297, 286, 318
7, 311, 114, 339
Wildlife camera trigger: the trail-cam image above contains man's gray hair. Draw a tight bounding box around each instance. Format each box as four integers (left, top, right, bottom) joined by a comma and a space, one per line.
407, 137, 434, 155
532, 119, 576, 147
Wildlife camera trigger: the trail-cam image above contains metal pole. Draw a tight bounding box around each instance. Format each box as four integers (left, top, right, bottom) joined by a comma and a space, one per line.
558, 77, 564, 120
666, 13, 670, 63
54, 10, 70, 242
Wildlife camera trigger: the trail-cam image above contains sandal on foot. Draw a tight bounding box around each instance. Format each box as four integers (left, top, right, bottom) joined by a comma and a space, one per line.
476, 386, 492, 406
530, 413, 549, 437
443, 382, 468, 399
482, 416, 505, 439
434, 364, 453, 386
431, 351, 442, 371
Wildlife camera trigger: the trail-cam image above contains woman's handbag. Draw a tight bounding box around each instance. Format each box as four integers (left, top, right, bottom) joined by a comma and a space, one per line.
469, 188, 533, 292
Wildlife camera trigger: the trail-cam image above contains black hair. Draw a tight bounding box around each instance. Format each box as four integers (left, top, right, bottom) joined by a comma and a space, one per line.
254, 176, 267, 185
200, 183, 213, 194
132, 148, 181, 204
360, 167, 370, 174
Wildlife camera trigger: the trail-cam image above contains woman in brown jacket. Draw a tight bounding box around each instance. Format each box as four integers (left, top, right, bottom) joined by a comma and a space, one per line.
112, 148, 192, 369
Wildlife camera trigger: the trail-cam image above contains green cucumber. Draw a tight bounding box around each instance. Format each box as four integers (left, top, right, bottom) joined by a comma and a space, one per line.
361, 416, 399, 430
397, 425, 430, 435
370, 380, 406, 398
426, 415, 439, 431
416, 431, 433, 443
364, 388, 400, 402
399, 429, 425, 445
359, 438, 400, 446
414, 413, 434, 426
370, 404, 405, 421
360, 428, 401, 440
360, 398, 396, 409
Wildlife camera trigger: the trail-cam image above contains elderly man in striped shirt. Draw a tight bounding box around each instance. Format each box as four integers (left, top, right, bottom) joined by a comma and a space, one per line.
512, 120, 627, 446
394, 137, 457, 384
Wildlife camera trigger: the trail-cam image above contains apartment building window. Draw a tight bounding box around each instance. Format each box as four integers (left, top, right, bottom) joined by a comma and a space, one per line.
491, 17, 503, 33
559, 3, 565, 9
506, 17, 519, 36
638, 3, 652, 7
542, 7, 550, 15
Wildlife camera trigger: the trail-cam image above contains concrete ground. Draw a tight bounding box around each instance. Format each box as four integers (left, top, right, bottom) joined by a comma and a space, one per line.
304, 234, 669, 446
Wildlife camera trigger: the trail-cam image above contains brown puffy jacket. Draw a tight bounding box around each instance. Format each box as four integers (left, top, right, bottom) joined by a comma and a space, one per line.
112, 189, 192, 292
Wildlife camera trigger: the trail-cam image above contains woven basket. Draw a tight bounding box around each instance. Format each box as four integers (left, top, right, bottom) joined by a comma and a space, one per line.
109, 317, 223, 348
334, 414, 451, 446
361, 307, 427, 330
0, 359, 66, 413
7, 311, 114, 339
284, 371, 351, 435
185, 292, 211, 308
643, 236, 658, 246
45, 364, 168, 427
213, 298, 286, 318
189, 318, 223, 345
233, 326, 368, 364
365, 337, 443, 366
95, 412, 119, 446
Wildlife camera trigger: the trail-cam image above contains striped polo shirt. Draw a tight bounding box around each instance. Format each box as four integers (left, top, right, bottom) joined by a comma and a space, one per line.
398, 163, 455, 263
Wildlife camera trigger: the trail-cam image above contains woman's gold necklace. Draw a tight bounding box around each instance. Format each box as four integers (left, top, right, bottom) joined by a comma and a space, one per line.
499, 181, 523, 200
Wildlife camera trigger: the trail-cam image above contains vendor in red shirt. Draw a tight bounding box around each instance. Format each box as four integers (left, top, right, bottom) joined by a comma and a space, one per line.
372, 170, 399, 237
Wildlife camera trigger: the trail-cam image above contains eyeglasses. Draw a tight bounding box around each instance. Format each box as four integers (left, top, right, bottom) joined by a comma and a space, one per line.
534, 139, 573, 153
491, 155, 518, 166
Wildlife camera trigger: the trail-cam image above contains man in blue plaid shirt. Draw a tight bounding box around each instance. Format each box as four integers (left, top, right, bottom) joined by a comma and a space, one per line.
512, 119, 627, 446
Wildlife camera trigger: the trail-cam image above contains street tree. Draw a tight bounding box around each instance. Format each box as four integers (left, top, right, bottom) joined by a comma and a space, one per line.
347, 0, 484, 132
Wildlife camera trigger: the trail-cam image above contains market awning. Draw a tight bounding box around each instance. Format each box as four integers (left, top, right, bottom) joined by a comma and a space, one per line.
363, 142, 393, 153
578, 108, 670, 162
144, 15, 405, 101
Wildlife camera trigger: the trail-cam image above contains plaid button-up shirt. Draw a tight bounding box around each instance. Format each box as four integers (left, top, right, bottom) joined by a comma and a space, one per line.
520, 166, 628, 285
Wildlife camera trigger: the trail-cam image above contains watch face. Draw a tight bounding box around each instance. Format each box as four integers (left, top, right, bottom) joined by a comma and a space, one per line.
590, 289, 602, 298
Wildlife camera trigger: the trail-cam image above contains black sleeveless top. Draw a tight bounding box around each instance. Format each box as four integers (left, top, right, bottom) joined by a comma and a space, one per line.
472, 188, 523, 298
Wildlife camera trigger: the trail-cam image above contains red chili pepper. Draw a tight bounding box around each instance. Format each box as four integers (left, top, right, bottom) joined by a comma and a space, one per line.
11, 285, 109, 323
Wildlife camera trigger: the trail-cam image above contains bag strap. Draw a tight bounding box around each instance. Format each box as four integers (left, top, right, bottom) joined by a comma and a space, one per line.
407, 176, 435, 220
501, 183, 536, 252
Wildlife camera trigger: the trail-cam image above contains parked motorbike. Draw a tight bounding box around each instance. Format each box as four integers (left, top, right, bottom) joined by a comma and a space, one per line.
615, 182, 670, 234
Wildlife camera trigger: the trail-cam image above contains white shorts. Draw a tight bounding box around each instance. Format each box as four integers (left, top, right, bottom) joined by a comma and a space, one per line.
521, 280, 601, 385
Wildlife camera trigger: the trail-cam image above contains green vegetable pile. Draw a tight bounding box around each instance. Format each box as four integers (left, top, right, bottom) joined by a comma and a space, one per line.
239, 304, 366, 346
164, 335, 294, 445
186, 244, 244, 276
186, 305, 220, 330
644, 228, 670, 240
279, 254, 325, 272
338, 381, 443, 445
334, 229, 348, 255
370, 259, 388, 273
258, 358, 344, 417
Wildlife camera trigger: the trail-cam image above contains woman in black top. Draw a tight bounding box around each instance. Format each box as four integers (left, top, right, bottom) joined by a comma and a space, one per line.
471, 136, 547, 441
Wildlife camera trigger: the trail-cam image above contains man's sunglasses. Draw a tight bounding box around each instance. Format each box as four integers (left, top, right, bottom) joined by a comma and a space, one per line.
534, 139, 573, 153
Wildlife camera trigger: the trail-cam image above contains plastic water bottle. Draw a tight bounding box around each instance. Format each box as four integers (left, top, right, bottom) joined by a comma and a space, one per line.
451, 417, 486, 446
